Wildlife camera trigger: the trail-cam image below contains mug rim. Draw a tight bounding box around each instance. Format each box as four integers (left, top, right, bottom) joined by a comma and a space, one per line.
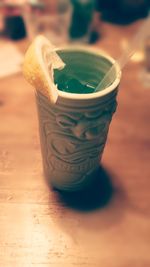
56, 45, 121, 100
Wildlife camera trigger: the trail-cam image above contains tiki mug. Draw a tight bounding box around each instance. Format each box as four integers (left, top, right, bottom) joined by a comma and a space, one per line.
36, 47, 121, 191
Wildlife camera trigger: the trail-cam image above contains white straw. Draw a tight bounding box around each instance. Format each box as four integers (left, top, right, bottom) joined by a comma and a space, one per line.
95, 15, 150, 92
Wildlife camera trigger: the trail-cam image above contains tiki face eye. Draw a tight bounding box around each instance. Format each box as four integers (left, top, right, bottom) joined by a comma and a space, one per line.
56, 114, 76, 129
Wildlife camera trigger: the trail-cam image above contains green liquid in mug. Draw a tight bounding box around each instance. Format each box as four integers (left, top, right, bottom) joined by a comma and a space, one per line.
54, 50, 113, 94
56, 74, 96, 93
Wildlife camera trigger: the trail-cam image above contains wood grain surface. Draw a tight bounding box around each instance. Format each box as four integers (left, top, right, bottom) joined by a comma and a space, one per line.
0, 21, 150, 267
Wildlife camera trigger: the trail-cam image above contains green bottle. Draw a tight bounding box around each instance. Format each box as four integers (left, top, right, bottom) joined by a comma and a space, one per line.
69, 0, 95, 42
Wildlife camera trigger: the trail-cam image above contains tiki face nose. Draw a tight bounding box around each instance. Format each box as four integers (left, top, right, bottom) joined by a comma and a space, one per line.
72, 114, 110, 140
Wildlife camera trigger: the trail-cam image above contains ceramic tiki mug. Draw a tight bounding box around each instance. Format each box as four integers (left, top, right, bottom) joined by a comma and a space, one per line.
36, 47, 121, 191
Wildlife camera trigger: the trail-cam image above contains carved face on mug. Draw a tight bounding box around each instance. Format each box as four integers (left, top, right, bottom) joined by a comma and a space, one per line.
37, 88, 117, 163
56, 109, 113, 141
41, 104, 116, 163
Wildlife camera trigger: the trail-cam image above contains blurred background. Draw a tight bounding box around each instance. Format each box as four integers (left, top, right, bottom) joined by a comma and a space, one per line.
0, 2, 150, 266
0, 0, 149, 42
0, 0, 150, 79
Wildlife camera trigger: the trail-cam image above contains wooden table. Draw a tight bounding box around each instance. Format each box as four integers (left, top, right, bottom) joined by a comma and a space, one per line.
0, 21, 150, 267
